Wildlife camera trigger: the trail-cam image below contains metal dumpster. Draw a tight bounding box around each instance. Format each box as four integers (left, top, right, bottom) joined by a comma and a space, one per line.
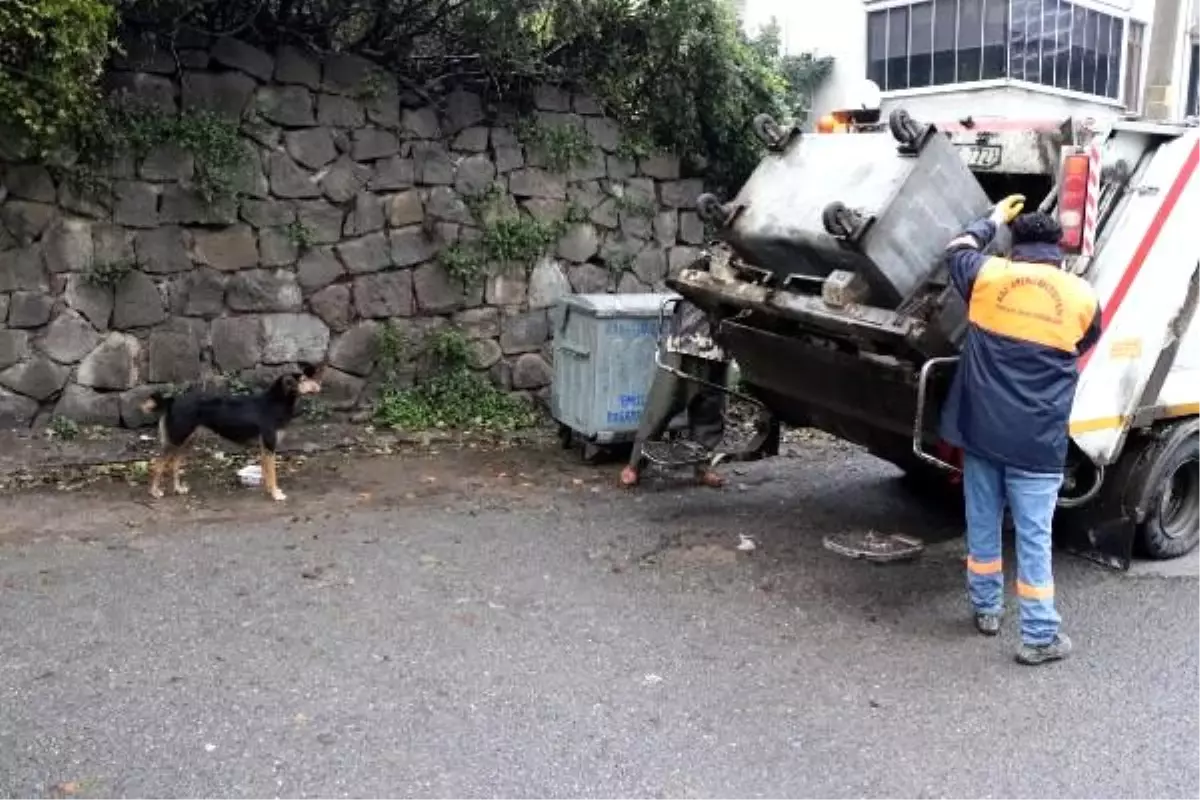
550, 293, 680, 449
702, 113, 991, 309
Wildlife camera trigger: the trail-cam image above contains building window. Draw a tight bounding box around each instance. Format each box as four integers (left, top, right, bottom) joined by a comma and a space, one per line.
1188, 41, 1199, 118
1123, 20, 1144, 114
866, 0, 1127, 100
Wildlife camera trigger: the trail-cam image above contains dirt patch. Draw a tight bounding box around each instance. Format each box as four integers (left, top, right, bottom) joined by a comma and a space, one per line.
0, 435, 617, 547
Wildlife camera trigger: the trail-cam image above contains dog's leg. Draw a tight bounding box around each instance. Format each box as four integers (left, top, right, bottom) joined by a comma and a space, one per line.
148, 455, 167, 499
171, 453, 190, 495
262, 447, 286, 501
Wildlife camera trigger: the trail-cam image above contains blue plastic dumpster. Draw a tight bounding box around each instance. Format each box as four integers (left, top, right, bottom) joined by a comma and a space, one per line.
550, 293, 681, 456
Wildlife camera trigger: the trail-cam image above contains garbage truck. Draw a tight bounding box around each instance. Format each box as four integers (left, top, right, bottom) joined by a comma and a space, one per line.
673, 107, 1199, 570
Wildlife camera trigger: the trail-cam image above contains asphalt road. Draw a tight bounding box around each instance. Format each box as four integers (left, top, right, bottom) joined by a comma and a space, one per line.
1, 440, 1196, 798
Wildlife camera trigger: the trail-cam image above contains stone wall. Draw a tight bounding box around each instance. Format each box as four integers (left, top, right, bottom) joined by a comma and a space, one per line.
0, 36, 708, 429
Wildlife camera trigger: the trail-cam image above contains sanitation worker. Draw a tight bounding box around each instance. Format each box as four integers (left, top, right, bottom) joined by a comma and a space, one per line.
940, 195, 1102, 665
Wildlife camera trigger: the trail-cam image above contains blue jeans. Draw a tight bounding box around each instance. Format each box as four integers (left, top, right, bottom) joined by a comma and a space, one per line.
963, 452, 1063, 645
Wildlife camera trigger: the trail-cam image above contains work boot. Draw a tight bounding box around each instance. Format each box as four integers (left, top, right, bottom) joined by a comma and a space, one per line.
1015, 633, 1073, 666
974, 612, 1002, 636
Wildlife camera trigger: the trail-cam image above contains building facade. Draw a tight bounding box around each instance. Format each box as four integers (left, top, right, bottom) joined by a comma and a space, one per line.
741, 0, 1199, 125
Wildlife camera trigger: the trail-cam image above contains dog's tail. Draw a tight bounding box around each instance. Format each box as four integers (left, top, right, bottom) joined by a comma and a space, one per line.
140, 391, 174, 416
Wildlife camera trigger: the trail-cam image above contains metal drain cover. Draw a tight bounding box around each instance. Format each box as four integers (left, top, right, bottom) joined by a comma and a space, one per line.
823, 531, 925, 563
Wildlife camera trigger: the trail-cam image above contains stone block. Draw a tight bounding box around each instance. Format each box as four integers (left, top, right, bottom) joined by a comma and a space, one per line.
285, 127, 338, 169
466, 338, 502, 370
44, 219, 93, 273
261, 313, 330, 364
0, 388, 39, 427
653, 211, 679, 246
494, 146, 524, 174
139, 143, 195, 182
413, 143, 456, 185
336, 232, 392, 274
585, 117, 620, 152
328, 321, 380, 377
0, 246, 48, 292
321, 157, 372, 204
259, 227, 299, 267
189, 225, 259, 270
5, 165, 56, 202
453, 307, 500, 340
7, 292, 54, 328
660, 179, 704, 209
212, 316, 262, 371
679, 211, 705, 245
389, 226, 437, 268
485, 272, 528, 307
309, 284, 353, 332
275, 45, 320, 88
322, 52, 374, 95
148, 329, 202, 383
113, 271, 167, 329
227, 269, 303, 312
212, 37, 274, 81
0, 356, 70, 400
160, 185, 238, 225
500, 309, 549, 354
1, 201, 56, 245
38, 311, 100, 364
401, 107, 441, 139
511, 352, 552, 389
181, 70, 256, 119
296, 247, 343, 292
455, 154, 497, 197
452, 127, 489, 152
568, 263, 610, 294
64, 275, 113, 329
0, 330, 30, 369
343, 192, 385, 237
354, 272, 414, 318
528, 257, 572, 309
76, 333, 140, 390
317, 93, 365, 127
136, 227, 192, 274
267, 151, 321, 199
180, 269, 227, 317
54, 384, 122, 427
413, 263, 464, 314
533, 86, 571, 112
639, 154, 681, 180
508, 168, 566, 199
352, 128, 400, 161
556, 223, 600, 263
241, 198, 296, 228
254, 85, 315, 127
369, 156, 415, 191
424, 187, 470, 224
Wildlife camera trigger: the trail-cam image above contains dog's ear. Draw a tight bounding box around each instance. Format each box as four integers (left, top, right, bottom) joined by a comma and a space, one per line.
278, 374, 299, 395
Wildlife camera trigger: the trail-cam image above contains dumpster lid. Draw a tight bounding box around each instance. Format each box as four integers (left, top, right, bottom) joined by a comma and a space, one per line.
558, 292, 680, 319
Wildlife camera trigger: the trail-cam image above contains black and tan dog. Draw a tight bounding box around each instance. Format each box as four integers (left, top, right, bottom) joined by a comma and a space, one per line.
140, 365, 323, 501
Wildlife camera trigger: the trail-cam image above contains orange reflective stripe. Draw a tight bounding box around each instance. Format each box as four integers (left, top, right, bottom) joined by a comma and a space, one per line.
967, 557, 1003, 575
968, 258, 1097, 353
1017, 581, 1054, 600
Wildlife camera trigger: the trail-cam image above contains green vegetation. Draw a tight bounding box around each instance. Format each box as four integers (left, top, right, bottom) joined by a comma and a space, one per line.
0, 0, 115, 157
48, 415, 81, 441
438, 185, 588, 288
374, 326, 537, 432
286, 220, 316, 252
2, 1, 828, 196
517, 117, 594, 173
84, 259, 134, 289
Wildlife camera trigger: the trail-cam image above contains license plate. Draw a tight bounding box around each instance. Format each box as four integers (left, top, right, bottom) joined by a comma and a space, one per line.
958, 143, 1003, 170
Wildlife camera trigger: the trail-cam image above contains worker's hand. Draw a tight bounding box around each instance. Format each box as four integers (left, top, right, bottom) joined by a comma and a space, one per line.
989, 194, 1026, 225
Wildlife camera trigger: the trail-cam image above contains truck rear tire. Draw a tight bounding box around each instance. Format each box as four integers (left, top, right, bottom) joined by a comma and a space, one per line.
1137, 418, 1199, 560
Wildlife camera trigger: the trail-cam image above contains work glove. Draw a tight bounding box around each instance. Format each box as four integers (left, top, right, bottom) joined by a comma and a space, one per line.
989, 194, 1026, 226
